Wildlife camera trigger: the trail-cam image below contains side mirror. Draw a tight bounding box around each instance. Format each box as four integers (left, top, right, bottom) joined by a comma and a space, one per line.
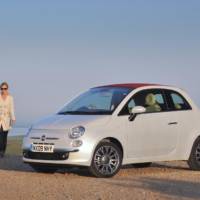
129, 106, 146, 121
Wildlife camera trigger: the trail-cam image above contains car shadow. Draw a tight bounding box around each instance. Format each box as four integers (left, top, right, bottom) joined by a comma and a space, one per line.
105, 177, 200, 199
0, 154, 92, 176
120, 161, 190, 173
0, 155, 191, 177
152, 162, 190, 171
0, 154, 32, 172
63, 162, 191, 177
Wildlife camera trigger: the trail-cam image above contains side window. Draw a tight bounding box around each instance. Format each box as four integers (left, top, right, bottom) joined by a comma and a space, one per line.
165, 90, 192, 111
120, 89, 168, 115
127, 99, 136, 114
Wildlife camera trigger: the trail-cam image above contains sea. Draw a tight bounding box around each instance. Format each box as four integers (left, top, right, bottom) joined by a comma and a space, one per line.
9, 127, 28, 137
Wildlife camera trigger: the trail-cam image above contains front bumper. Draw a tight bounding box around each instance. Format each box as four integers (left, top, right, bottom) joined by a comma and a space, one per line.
22, 129, 96, 166
23, 148, 78, 161
22, 147, 92, 166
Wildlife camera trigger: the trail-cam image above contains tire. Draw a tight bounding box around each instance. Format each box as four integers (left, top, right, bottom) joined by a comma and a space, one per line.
188, 137, 200, 171
29, 164, 58, 173
89, 141, 122, 178
132, 162, 152, 168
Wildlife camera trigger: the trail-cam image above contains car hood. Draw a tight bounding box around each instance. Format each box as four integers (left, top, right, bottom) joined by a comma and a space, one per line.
32, 114, 111, 130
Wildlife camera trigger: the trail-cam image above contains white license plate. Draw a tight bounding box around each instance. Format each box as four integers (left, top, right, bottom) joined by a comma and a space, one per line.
31, 144, 54, 153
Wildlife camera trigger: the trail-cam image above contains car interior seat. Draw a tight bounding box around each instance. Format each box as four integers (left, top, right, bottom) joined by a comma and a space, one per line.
145, 93, 161, 112
175, 103, 182, 110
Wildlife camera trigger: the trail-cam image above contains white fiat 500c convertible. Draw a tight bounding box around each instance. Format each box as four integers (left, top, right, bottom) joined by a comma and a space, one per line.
23, 83, 200, 177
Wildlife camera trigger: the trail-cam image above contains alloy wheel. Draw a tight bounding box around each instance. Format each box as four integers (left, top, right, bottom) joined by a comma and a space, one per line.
195, 143, 200, 164
94, 145, 120, 175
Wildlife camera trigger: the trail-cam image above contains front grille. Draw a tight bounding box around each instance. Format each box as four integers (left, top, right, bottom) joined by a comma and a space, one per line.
23, 151, 69, 161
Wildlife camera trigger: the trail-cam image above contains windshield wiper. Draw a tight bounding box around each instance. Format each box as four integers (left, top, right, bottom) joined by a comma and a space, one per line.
58, 111, 84, 115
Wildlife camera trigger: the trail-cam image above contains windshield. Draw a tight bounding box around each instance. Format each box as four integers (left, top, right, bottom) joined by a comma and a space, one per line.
58, 87, 132, 115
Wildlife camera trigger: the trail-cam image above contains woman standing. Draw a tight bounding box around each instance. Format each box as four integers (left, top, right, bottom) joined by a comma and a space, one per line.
0, 82, 15, 157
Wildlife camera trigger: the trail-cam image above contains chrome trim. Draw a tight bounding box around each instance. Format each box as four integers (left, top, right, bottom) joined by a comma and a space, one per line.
30, 137, 59, 140
30, 137, 40, 139
46, 137, 59, 140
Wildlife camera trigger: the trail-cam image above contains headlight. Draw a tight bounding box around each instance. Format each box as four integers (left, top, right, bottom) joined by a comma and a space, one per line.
25, 126, 32, 137
69, 126, 85, 139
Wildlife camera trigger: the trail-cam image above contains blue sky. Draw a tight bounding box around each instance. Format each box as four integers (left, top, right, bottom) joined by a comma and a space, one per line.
0, 0, 200, 126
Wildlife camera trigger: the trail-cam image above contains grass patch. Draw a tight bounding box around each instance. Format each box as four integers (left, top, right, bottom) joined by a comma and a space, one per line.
7, 136, 23, 156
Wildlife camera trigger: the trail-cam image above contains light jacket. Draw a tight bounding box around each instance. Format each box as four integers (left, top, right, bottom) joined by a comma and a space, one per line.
0, 95, 15, 131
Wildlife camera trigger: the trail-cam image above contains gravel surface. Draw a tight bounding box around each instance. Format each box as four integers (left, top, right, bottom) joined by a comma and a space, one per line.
0, 155, 200, 200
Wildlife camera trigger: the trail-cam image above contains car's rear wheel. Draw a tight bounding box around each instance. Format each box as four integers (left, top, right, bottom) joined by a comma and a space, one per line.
133, 162, 152, 168
29, 164, 58, 173
89, 141, 122, 178
188, 137, 200, 171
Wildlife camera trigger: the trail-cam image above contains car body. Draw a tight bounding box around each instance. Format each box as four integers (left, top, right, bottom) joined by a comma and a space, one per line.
22, 83, 200, 177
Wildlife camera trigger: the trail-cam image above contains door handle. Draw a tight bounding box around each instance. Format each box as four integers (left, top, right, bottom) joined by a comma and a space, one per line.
168, 122, 178, 125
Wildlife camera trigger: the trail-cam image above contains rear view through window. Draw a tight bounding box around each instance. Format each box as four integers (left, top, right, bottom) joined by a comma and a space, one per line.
165, 90, 192, 111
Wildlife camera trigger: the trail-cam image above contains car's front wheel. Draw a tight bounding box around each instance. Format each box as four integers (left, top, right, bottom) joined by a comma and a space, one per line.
29, 164, 58, 173
89, 141, 122, 178
188, 137, 200, 171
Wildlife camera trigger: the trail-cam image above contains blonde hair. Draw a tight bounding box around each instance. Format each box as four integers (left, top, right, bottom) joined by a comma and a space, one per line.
0, 82, 9, 89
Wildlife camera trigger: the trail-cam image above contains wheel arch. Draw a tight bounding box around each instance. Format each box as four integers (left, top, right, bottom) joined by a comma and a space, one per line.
100, 137, 124, 158
88, 137, 124, 166
187, 134, 200, 159
89, 137, 124, 177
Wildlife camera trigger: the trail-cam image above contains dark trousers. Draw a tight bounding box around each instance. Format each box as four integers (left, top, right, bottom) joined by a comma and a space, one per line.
0, 126, 8, 154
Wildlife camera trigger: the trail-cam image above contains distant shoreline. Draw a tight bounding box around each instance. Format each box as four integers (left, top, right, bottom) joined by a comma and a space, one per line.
9, 127, 28, 137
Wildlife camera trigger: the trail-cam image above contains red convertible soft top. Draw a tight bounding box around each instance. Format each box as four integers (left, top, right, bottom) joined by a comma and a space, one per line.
94, 83, 162, 89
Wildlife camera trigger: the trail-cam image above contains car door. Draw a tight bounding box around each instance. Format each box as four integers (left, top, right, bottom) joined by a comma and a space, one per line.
119, 89, 180, 160
164, 89, 194, 158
